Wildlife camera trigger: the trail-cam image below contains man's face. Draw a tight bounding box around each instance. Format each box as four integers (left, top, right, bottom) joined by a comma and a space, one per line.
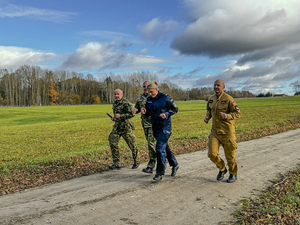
143, 82, 149, 94
114, 90, 123, 100
148, 88, 158, 98
214, 81, 225, 94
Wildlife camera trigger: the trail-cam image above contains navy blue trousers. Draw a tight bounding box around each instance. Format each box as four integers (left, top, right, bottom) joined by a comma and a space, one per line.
153, 129, 178, 175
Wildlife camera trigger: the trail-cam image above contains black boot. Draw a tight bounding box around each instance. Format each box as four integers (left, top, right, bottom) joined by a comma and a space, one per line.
142, 167, 153, 174
153, 174, 162, 181
132, 162, 140, 169
109, 164, 121, 170
171, 165, 179, 177
216, 168, 227, 181
227, 174, 237, 183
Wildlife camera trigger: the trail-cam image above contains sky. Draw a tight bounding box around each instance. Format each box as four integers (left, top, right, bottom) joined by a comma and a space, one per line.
1, 0, 300, 95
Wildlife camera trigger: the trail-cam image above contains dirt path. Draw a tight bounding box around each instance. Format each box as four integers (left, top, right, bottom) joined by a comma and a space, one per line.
1, 129, 300, 225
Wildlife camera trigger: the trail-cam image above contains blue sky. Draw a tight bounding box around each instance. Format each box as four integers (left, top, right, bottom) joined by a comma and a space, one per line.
1, 0, 300, 95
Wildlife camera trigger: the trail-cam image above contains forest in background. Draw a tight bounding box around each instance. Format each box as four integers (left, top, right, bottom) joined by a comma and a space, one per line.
0, 65, 256, 107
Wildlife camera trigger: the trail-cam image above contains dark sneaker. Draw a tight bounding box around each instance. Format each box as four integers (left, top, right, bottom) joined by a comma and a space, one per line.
227, 174, 237, 183
142, 167, 153, 174
153, 174, 162, 181
132, 162, 140, 169
109, 164, 121, 170
171, 165, 179, 177
216, 168, 227, 181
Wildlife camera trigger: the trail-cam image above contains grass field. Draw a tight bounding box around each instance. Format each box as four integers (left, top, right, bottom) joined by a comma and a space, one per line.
1, 95, 300, 172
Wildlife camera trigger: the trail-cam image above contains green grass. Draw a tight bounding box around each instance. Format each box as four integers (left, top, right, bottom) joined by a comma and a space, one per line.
0, 105, 117, 169
1, 95, 300, 171
235, 169, 300, 224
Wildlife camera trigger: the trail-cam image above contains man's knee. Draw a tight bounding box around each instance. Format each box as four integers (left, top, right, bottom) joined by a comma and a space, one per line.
156, 141, 167, 155
108, 131, 115, 139
227, 160, 236, 167
124, 131, 136, 142
108, 133, 119, 146
224, 140, 237, 161
208, 151, 219, 162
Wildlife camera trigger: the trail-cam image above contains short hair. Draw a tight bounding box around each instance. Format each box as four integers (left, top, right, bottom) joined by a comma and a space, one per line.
114, 89, 123, 94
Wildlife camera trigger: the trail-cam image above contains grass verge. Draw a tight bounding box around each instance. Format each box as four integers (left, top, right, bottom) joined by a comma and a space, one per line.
234, 167, 300, 225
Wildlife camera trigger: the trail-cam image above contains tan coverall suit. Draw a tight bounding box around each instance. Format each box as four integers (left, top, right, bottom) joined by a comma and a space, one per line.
206, 92, 241, 175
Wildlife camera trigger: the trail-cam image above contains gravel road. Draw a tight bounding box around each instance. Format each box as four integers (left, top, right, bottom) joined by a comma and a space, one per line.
1, 129, 300, 225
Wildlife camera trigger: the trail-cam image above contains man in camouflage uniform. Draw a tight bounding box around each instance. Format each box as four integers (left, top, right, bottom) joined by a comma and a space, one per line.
204, 80, 241, 183
108, 89, 140, 170
133, 81, 156, 174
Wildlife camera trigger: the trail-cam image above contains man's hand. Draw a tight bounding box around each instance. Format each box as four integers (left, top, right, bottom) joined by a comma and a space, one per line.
204, 117, 210, 124
115, 113, 121, 119
132, 108, 138, 114
141, 108, 146, 114
220, 112, 228, 119
159, 113, 166, 119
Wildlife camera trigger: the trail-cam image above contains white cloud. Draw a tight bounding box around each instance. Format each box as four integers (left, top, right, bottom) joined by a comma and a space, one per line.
137, 18, 180, 42
60, 42, 171, 71
188, 57, 300, 95
171, 0, 300, 57
0, 4, 78, 23
80, 30, 134, 40
166, 0, 300, 95
80, 30, 142, 47
0, 46, 56, 69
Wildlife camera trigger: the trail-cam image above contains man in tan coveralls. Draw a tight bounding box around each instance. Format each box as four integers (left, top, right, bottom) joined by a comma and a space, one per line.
204, 80, 241, 183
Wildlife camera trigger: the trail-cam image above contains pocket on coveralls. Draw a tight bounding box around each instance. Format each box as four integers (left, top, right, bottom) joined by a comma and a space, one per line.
157, 130, 171, 142
229, 139, 238, 150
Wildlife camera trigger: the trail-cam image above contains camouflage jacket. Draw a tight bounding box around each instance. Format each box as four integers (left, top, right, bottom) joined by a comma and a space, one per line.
112, 97, 135, 132
134, 93, 152, 128
206, 92, 241, 136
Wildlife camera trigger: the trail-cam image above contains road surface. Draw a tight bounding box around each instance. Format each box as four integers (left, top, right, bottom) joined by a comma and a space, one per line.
1, 129, 300, 225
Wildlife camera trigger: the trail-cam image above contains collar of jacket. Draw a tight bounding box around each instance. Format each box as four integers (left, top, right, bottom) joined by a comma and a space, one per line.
215, 91, 224, 99
154, 92, 162, 99
115, 98, 124, 104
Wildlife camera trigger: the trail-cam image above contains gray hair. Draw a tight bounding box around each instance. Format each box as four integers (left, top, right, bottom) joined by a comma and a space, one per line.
114, 89, 123, 94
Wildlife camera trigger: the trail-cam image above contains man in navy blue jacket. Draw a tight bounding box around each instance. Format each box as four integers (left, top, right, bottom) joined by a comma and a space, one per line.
141, 81, 179, 181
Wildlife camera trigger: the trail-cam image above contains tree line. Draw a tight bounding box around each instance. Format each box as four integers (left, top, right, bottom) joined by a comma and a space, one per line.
0, 65, 256, 107
294, 84, 300, 95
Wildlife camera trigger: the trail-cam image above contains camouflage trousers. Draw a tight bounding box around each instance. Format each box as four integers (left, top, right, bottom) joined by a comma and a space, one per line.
108, 129, 140, 166
143, 127, 156, 169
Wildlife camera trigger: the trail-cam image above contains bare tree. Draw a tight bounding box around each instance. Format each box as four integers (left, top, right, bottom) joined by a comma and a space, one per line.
0, 66, 256, 106
294, 84, 300, 95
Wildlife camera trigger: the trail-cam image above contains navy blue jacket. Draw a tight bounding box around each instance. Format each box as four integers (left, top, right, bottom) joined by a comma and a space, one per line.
145, 92, 178, 131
